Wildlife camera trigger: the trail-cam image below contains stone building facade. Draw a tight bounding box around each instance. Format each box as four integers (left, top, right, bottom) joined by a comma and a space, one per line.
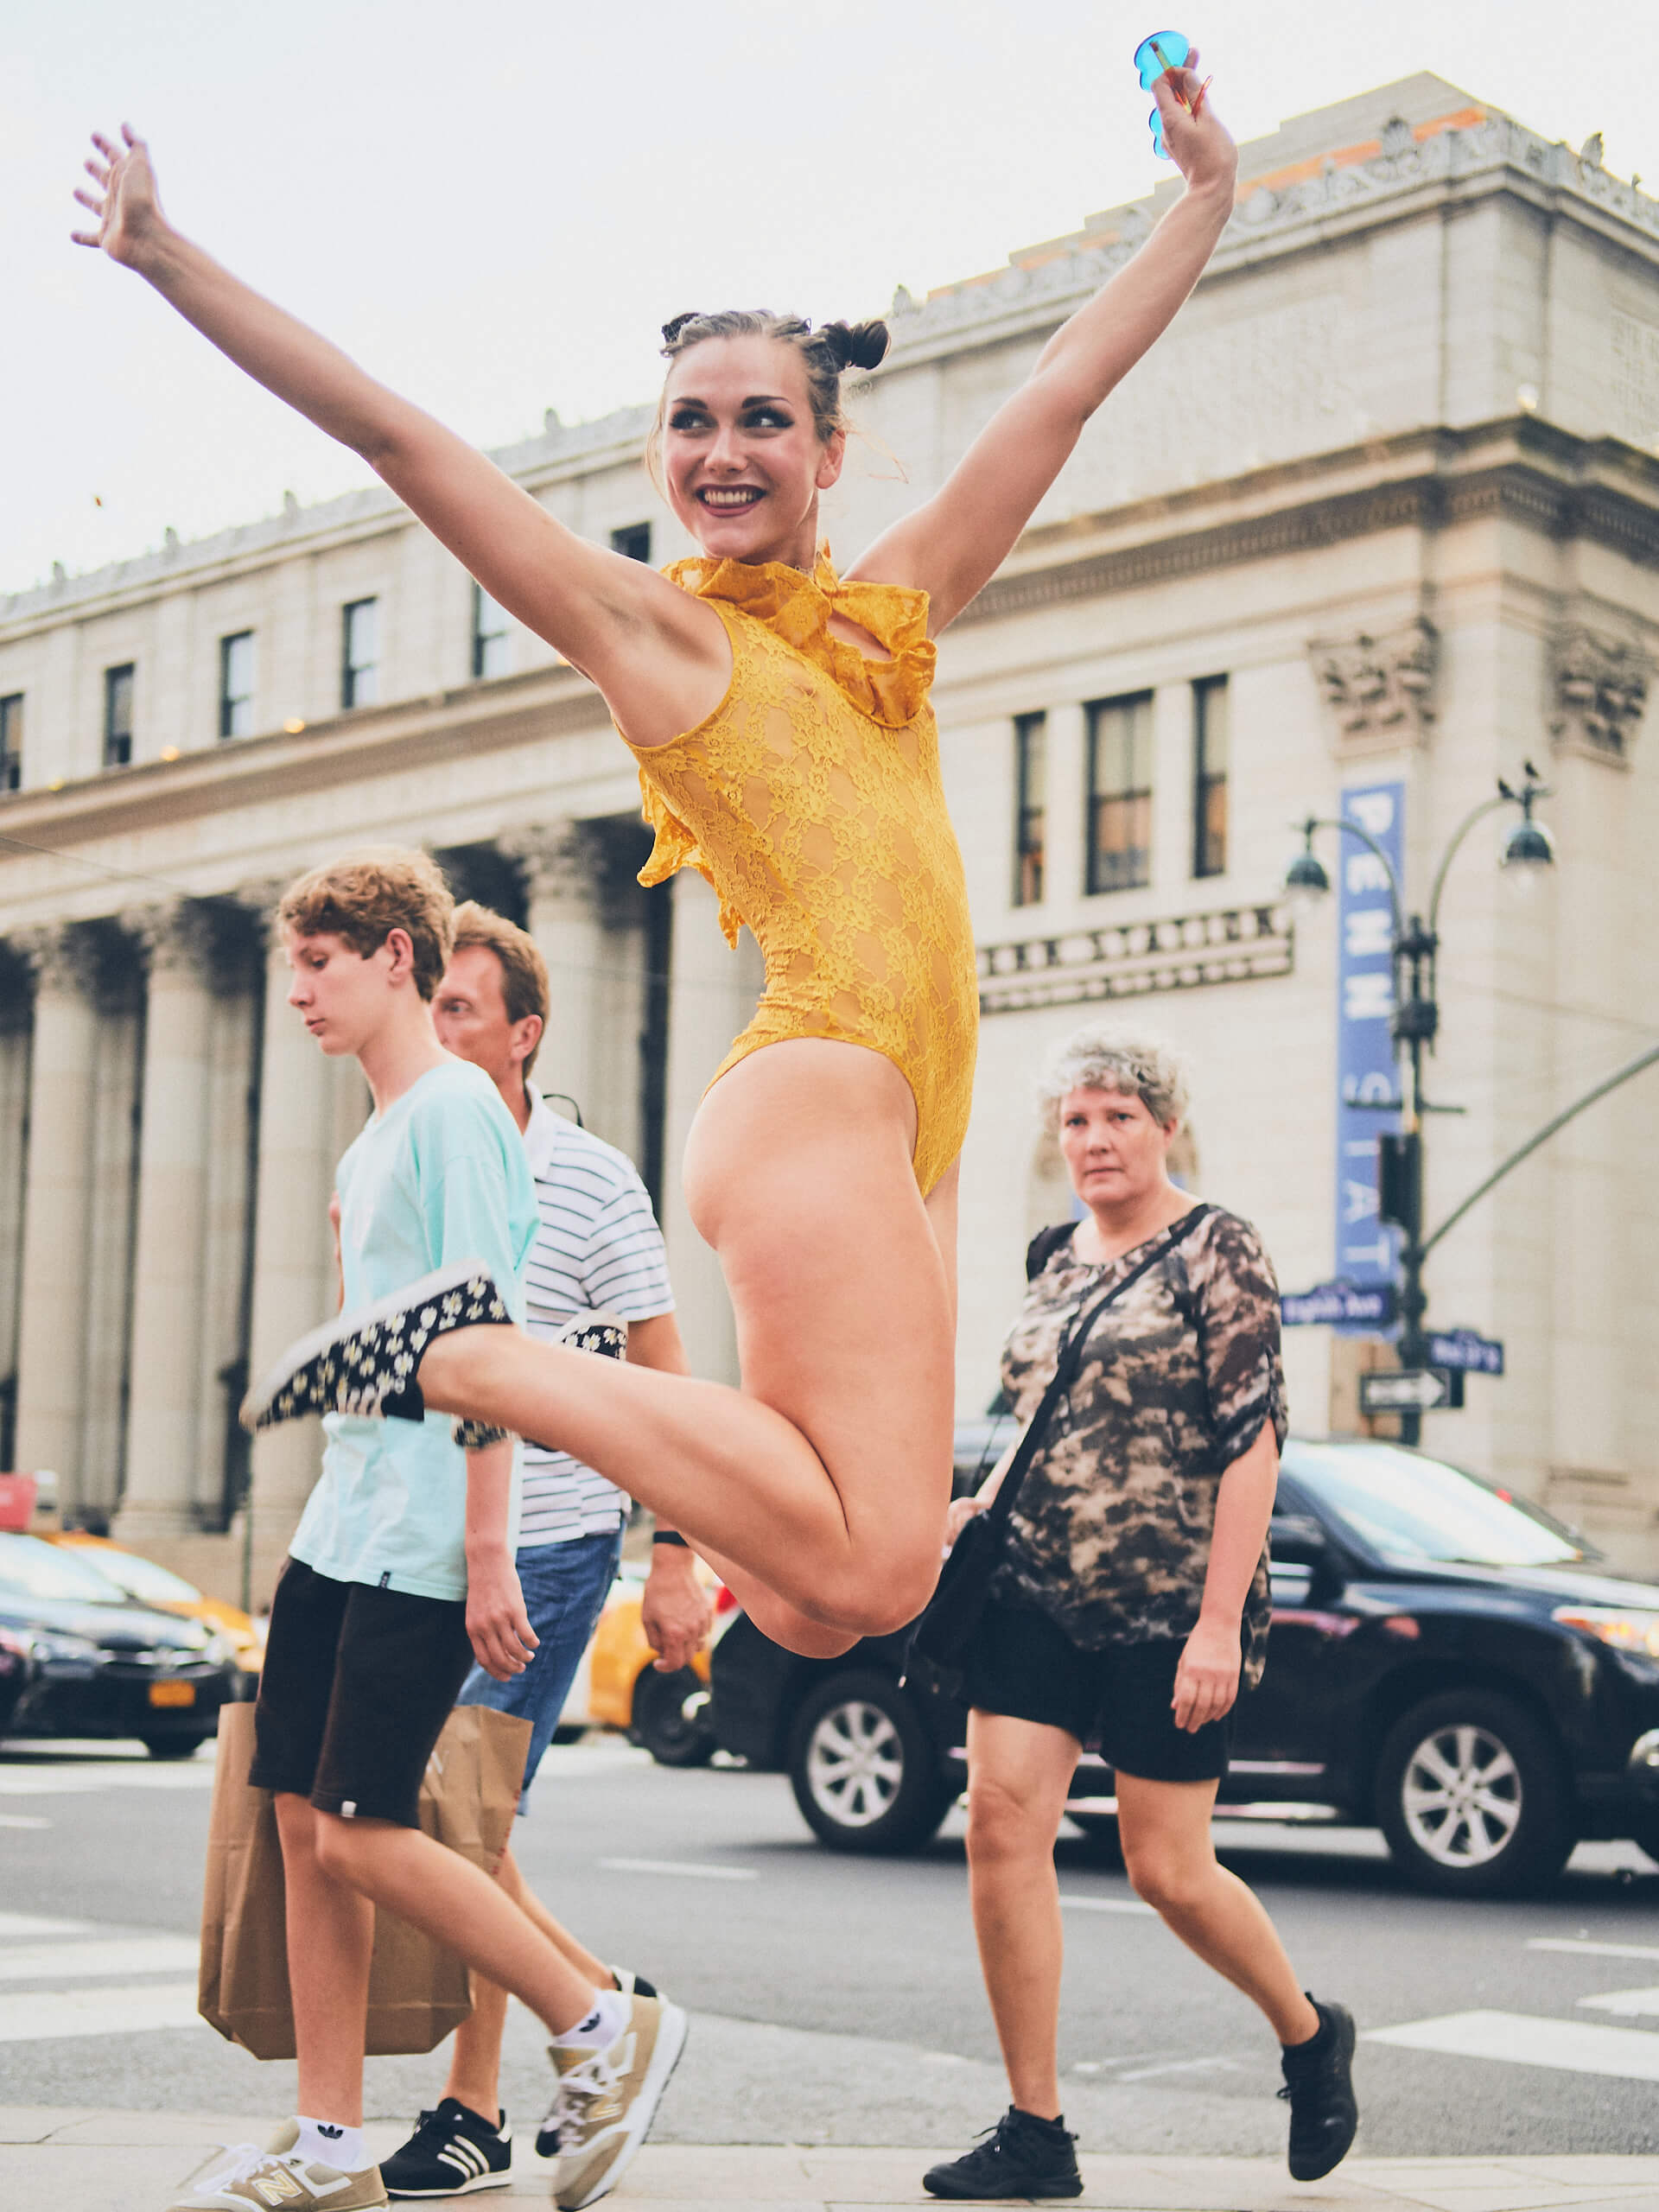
3, 74, 1657, 1599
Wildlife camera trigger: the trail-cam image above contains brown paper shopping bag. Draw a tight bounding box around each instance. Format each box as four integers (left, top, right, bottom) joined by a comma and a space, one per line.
199, 1701, 531, 2059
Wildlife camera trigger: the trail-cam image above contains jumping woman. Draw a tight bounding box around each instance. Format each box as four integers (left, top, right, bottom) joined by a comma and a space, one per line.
74, 60, 1237, 1659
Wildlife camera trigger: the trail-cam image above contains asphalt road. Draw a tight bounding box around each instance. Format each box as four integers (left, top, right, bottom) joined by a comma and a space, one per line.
3, 1732, 1658, 2164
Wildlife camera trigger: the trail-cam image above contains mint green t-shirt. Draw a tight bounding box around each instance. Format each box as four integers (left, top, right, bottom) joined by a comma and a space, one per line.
289, 1059, 538, 1601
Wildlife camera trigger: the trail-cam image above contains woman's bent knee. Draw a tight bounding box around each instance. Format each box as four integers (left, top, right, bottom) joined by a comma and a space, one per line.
310, 1811, 386, 1887
1124, 1850, 1213, 1917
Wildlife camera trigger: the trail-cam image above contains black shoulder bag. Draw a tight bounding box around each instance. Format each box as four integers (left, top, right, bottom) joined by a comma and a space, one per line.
902, 1205, 1212, 1700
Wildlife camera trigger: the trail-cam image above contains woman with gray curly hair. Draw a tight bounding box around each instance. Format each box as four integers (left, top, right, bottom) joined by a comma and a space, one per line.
922, 1021, 1357, 2202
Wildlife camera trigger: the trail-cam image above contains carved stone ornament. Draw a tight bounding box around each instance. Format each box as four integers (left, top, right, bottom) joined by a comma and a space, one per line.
1550, 625, 1651, 765
498, 821, 601, 909
9, 919, 103, 1001
119, 899, 221, 979
1307, 615, 1440, 757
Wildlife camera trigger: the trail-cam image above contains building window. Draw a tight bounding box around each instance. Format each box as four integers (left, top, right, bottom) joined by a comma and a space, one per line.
1192, 675, 1229, 878
219, 632, 255, 740
341, 599, 378, 709
0, 695, 21, 792
1014, 712, 1046, 906
1086, 692, 1154, 894
611, 523, 652, 563
472, 583, 511, 680
105, 664, 135, 768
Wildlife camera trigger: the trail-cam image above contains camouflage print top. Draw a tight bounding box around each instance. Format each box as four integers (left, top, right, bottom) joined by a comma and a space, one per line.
993, 1205, 1287, 1688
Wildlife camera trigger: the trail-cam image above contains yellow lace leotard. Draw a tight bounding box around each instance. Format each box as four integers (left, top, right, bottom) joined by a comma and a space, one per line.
620, 545, 979, 1197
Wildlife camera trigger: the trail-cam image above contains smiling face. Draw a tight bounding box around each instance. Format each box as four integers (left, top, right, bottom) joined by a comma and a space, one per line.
661, 334, 845, 569
1058, 1085, 1177, 1215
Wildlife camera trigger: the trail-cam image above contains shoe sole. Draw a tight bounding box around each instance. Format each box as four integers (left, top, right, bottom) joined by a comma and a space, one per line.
556, 2000, 689, 2211
922, 2171, 1083, 2202
385, 2172, 510, 2199
1287, 2003, 1359, 2182
240, 1257, 499, 1430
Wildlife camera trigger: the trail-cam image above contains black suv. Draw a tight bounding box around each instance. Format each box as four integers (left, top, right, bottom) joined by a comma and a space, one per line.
705, 1435, 1659, 1897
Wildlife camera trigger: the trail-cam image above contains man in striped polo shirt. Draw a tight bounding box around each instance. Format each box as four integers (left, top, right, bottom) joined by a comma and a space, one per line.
378, 900, 713, 2201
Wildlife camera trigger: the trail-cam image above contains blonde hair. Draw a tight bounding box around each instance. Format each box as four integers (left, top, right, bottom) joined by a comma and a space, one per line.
277, 849, 454, 1001
450, 901, 550, 1075
1037, 1021, 1192, 1132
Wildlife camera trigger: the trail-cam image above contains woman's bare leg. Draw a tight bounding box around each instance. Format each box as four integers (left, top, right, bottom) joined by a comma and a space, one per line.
417, 1041, 957, 1642
1116, 1773, 1320, 2044
963, 1710, 1080, 2120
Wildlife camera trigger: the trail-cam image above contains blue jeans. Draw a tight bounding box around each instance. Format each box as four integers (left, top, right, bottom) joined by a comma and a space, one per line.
458, 1527, 623, 1808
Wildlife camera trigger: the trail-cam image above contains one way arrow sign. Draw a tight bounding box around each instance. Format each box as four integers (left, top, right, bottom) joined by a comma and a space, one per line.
1358, 1369, 1453, 1415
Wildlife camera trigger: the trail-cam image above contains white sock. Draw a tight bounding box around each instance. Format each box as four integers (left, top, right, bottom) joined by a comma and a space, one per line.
294, 2118, 365, 2171
554, 1986, 629, 2051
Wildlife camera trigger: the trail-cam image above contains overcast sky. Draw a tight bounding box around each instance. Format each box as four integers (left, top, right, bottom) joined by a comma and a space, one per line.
6, 0, 1655, 594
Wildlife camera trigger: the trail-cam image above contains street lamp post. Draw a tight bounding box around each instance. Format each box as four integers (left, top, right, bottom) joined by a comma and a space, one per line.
1286, 766, 1556, 1445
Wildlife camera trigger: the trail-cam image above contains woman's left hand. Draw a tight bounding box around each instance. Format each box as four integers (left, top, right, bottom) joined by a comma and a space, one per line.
1172, 1616, 1241, 1732
1151, 50, 1237, 203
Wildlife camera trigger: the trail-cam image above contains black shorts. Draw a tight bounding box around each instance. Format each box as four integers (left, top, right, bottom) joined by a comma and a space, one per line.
962, 1596, 1235, 1783
250, 1557, 474, 1827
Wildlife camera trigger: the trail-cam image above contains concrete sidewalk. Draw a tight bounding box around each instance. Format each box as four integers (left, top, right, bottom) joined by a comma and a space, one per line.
4, 2111, 1659, 2212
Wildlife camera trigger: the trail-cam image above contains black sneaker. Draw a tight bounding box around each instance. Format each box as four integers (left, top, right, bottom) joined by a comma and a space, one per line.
1279, 1996, 1358, 2181
534, 1967, 662, 2158
240, 1261, 513, 1432
381, 2100, 511, 2197
923, 2107, 1083, 2200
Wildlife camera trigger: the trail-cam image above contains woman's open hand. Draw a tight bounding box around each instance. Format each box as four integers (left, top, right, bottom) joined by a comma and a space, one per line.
72, 124, 168, 269
1151, 50, 1237, 203
1172, 1613, 1242, 1732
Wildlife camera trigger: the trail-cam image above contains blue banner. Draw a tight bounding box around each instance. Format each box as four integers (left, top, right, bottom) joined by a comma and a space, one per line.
1333, 780, 1405, 1325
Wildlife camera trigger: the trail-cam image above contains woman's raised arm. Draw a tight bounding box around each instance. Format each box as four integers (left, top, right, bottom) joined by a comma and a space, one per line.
72, 127, 720, 718
849, 62, 1237, 632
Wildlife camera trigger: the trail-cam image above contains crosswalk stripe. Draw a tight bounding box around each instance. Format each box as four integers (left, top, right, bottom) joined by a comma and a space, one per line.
0, 1981, 206, 2043
1529, 1937, 1659, 1964
1368, 2009, 1659, 2082
1580, 1986, 1659, 2018
0, 1762, 216, 1796
0, 1910, 97, 1938
0, 1935, 201, 1981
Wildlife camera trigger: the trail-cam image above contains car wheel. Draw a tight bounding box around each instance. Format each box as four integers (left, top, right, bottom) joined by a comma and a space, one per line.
142, 1735, 205, 1761
787, 1669, 953, 1855
1376, 1690, 1573, 1897
631, 1666, 715, 1768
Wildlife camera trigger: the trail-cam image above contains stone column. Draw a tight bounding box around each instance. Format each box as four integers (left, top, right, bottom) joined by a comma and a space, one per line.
500, 822, 606, 1129
0, 953, 32, 1465
658, 871, 763, 1388
242, 887, 340, 1600
11, 925, 100, 1489
114, 903, 219, 1543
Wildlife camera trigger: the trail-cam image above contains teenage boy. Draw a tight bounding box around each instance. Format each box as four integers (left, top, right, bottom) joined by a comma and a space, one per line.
173, 854, 684, 2212
378, 901, 711, 2200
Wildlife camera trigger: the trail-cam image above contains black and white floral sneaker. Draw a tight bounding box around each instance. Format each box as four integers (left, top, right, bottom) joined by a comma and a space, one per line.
241, 1261, 513, 1433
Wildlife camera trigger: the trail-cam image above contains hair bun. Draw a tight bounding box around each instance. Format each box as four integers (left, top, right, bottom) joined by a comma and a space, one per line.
818, 318, 890, 373
660, 311, 702, 346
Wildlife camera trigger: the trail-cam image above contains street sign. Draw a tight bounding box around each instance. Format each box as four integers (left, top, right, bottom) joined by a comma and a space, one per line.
1359, 1369, 1453, 1415
1427, 1328, 1505, 1376
1282, 1280, 1399, 1328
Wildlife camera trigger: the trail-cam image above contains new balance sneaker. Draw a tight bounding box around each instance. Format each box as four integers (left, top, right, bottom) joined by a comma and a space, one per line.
535, 1967, 662, 2158
241, 1261, 513, 1431
380, 2100, 512, 2197
1279, 1996, 1359, 2180
167, 2120, 387, 2209
922, 2107, 1083, 2200
548, 1993, 687, 2209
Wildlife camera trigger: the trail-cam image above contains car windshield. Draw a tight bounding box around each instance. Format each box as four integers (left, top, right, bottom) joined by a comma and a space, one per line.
0, 1534, 129, 1605
1287, 1440, 1587, 1567
71, 1547, 199, 1607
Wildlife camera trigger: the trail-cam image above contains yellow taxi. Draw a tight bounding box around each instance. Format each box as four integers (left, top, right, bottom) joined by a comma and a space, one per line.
575, 1567, 730, 1765
44, 1533, 265, 1688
